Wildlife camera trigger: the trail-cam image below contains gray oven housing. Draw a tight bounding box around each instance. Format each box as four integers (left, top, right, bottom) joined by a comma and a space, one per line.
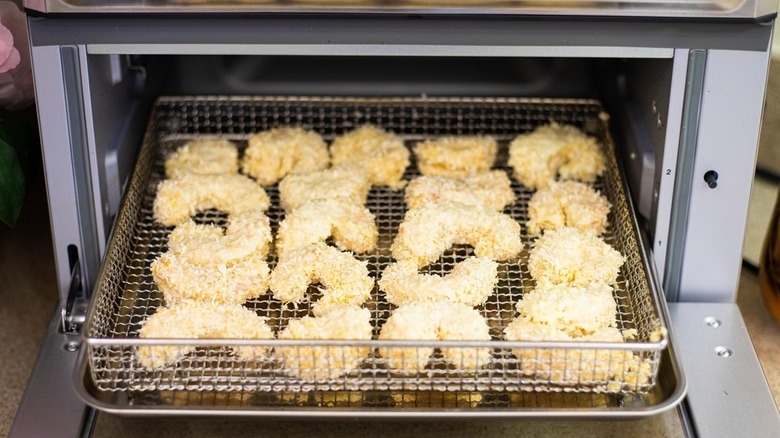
11, 2, 780, 436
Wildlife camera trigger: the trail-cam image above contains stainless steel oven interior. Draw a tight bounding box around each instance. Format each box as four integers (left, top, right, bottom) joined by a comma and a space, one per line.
11, 7, 780, 437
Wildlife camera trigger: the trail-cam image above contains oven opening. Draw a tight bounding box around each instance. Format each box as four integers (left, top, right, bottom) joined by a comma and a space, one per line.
88, 54, 671, 240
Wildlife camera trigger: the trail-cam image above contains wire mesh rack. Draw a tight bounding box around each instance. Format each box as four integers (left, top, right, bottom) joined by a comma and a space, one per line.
82, 96, 669, 411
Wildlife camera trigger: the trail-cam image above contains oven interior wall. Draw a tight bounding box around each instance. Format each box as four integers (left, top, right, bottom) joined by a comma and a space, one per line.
83, 54, 672, 294
162, 56, 598, 97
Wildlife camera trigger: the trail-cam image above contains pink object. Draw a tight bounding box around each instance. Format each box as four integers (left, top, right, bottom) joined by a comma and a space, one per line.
23, 0, 46, 13
0, 2, 33, 110
0, 22, 20, 73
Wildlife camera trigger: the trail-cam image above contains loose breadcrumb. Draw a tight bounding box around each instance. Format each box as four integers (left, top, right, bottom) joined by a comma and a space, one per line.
137, 301, 274, 368
414, 136, 497, 177
391, 392, 483, 408
378, 302, 492, 371
508, 122, 606, 189
164, 138, 239, 179
241, 127, 330, 186
330, 125, 410, 189
527, 180, 611, 235
276, 198, 377, 256
166, 210, 272, 266
270, 242, 374, 316
391, 200, 523, 268
379, 257, 498, 307
516, 284, 617, 336
278, 306, 373, 380
404, 171, 515, 211
278, 164, 371, 212
151, 252, 270, 305
528, 227, 625, 287
153, 174, 270, 226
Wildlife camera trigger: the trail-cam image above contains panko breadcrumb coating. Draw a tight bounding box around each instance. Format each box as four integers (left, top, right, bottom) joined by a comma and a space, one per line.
414, 136, 497, 177
504, 318, 652, 391
378, 303, 436, 372
153, 174, 270, 226
330, 125, 410, 189
276, 198, 377, 256
508, 122, 605, 189
391, 200, 523, 268
404, 171, 515, 211
166, 210, 272, 266
527, 180, 611, 235
378, 302, 492, 371
278, 164, 371, 212
270, 242, 373, 317
528, 227, 624, 287
241, 127, 329, 186
164, 138, 239, 179
152, 252, 270, 305
137, 301, 274, 368
278, 306, 372, 380
516, 284, 617, 337
379, 257, 498, 307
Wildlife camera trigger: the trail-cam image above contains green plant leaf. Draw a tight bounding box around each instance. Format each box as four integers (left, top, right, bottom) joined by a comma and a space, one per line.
0, 137, 25, 227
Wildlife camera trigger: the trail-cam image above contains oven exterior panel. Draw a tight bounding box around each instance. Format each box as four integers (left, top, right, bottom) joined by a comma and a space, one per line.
30, 45, 99, 301
669, 303, 780, 436
22, 0, 779, 20
675, 49, 771, 302
27, 17, 773, 54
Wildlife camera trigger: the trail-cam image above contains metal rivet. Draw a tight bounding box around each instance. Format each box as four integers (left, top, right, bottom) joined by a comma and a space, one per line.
704, 317, 721, 328
64, 342, 80, 352
715, 346, 733, 358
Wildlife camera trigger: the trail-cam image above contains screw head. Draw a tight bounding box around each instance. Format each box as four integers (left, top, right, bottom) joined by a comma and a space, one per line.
704, 317, 721, 328
715, 346, 733, 358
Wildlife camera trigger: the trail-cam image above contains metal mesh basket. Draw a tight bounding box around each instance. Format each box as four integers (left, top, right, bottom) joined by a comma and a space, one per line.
83, 96, 667, 407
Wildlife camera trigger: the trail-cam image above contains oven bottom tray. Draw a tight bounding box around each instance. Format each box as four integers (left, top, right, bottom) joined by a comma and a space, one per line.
77, 96, 685, 417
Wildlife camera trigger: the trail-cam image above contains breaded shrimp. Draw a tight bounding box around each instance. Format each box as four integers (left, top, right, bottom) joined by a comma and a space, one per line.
391, 200, 523, 268
270, 242, 374, 317
153, 174, 270, 226
379, 257, 498, 307
330, 125, 410, 189
516, 283, 618, 337
278, 164, 371, 212
276, 198, 377, 256
166, 210, 272, 266
378, 301, 492, 371
526, 180, 611, 236
504, 318, 652, 391
404, 171, 515, 211
508, 122, 605, 189
414, 136, 497, 177
151, 252, 270, 305
137, 301, 274, 368
528, 227, 625, 287
164, 138, 239, 179
241, 127, 329, 186
278, 306, 372, 379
